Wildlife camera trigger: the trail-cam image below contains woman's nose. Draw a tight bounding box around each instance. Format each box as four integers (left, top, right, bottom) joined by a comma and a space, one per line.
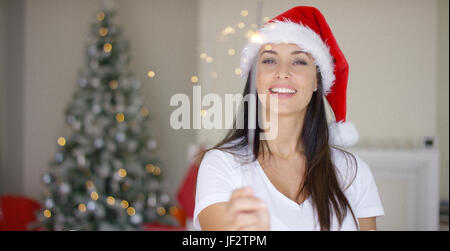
276, 64, 290, 79
276, 72, 289, 79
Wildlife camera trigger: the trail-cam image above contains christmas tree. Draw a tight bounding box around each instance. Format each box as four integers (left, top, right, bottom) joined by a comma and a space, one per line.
37, 8, 180, 231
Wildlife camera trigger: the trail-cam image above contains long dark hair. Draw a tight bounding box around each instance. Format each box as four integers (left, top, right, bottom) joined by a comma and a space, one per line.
197, 67, 359, 231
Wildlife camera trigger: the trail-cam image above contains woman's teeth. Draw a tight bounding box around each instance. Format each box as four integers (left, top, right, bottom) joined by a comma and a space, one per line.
269, 88, 297, 94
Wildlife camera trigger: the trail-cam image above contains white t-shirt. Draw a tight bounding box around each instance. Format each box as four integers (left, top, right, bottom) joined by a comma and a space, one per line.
193, 140, 385, 231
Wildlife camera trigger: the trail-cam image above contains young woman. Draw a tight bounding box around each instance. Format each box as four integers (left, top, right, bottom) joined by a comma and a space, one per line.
193, 6, 384, 231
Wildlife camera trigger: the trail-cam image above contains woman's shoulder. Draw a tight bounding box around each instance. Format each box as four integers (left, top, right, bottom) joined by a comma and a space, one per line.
200, 139, 251, 171
200, 147, 246, 172
202, 148, 235, 164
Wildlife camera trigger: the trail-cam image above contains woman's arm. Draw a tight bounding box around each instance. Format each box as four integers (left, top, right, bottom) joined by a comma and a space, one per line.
198, 202, 230, 230
358, 217, 377, 231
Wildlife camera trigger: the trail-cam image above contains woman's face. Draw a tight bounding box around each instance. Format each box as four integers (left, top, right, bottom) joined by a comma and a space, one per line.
256, 43, 318, 116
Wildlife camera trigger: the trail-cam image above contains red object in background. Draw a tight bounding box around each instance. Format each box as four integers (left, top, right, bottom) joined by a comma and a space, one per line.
0, 195, 42, 231
170, 206, 187, 228
176, 162, 200, 219
176, 146, 205, 220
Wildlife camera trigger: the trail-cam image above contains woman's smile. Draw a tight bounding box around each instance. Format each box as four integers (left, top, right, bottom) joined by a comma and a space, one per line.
268, 83, 298, 98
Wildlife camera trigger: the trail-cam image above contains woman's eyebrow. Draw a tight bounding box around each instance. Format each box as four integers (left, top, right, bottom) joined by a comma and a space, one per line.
260, 50, 277, 56
291, 50, 308, 55
260, 50, 310, 57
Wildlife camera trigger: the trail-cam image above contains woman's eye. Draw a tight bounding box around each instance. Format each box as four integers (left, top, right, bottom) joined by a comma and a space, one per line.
262, 59, 275, 64
261, 59, 307, 65
294, 60, 307, 65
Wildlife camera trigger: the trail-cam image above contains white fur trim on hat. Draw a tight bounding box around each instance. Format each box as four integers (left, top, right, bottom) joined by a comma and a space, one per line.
328, 120, 359, 147
240, 18, 335, 95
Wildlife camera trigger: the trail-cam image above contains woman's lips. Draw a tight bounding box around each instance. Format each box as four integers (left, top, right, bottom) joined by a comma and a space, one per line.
268, 84, 297, 98
269, 89, 297, 98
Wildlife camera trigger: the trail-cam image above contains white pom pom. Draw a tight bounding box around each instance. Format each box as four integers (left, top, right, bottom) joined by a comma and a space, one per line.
328, 121, 359, 147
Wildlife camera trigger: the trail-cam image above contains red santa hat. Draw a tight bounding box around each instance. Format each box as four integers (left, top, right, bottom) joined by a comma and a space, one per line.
240, 6, 358, 147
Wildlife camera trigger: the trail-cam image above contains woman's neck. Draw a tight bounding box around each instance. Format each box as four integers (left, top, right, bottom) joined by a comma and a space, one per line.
262, 110, 306, 157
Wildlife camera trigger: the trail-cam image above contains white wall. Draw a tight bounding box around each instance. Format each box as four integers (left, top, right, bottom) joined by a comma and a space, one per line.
197, 0, 448, 199
437, 0, 449, 201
